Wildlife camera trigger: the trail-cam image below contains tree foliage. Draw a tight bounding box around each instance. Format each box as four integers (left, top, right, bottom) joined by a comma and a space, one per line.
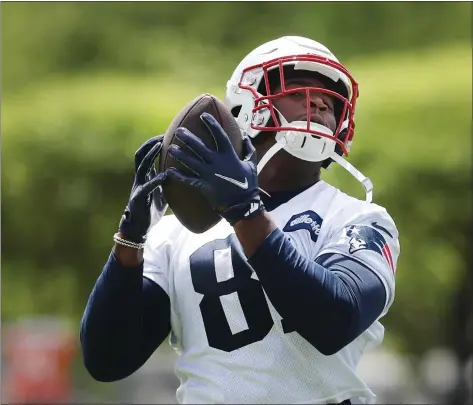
1, 3, 471, 356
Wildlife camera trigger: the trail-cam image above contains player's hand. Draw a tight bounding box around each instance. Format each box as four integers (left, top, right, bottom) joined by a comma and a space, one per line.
118, 135, 168, 244
165, 113, 265, 225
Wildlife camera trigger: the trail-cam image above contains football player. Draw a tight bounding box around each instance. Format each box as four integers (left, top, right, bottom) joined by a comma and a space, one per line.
80, 36, 400, 404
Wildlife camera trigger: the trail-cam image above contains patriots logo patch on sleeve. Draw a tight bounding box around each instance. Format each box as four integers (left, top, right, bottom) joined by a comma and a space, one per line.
342, 223, 395, 273
282, 210, 323, 243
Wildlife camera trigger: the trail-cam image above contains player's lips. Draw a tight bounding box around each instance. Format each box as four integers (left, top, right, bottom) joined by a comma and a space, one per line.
297, 114, 328, 127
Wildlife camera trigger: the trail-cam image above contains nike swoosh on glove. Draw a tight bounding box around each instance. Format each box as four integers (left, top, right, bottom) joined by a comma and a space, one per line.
166, 112, 265, 225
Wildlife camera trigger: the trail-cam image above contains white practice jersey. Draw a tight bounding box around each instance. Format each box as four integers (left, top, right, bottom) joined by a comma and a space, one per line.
143, 180, 400, 404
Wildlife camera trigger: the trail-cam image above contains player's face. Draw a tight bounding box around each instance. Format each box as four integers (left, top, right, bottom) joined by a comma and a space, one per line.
272, 76, 337, 132
252, 73, 340, 192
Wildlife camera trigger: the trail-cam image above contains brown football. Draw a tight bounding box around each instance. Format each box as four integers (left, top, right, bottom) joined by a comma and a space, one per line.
159, 93, 244, 233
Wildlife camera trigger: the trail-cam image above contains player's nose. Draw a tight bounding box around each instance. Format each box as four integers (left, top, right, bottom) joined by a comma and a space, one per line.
305, 92, 328, 111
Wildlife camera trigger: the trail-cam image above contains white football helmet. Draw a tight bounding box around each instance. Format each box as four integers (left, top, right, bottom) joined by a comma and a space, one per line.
224, 36, 373, 202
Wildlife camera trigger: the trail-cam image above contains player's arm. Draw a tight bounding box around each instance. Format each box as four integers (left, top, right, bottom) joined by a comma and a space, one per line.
241, 217, 392, 355
80, 249, 171, 382
80, 136, 172, 382
233, 210, 277, 256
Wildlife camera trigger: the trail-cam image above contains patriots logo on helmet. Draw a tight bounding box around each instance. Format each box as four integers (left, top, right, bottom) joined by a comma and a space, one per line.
342, 223, 395, 273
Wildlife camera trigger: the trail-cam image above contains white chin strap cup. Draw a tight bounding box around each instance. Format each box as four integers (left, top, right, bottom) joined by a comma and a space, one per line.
256, 137, 374, 203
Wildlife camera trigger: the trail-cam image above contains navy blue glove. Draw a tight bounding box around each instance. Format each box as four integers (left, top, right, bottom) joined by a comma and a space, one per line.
118, 135, 167, 243
166, 112, 265, 225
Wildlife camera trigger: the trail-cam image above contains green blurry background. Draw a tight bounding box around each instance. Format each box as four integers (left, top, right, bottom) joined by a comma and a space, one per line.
1, 2, 472, 404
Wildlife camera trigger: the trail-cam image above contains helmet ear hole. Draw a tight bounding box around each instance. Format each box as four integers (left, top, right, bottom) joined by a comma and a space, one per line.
231, 106, 242, 118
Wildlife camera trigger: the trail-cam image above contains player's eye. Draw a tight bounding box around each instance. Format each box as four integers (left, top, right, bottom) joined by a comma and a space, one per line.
289, 91, 304, 98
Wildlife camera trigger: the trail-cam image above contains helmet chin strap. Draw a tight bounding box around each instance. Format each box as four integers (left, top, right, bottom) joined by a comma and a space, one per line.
255, 130, 373, 203
329, 153, 373, 203
256, 137, 287, 175
256, 138, 288, 198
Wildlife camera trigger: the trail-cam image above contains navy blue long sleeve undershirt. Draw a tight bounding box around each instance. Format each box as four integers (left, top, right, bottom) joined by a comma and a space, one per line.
80, 186, 387, 381
80, 252, 171, 382
248, 227, 386, 355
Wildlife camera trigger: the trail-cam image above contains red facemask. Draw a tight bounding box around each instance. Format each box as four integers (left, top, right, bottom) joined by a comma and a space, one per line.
238, 55, 359, 157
